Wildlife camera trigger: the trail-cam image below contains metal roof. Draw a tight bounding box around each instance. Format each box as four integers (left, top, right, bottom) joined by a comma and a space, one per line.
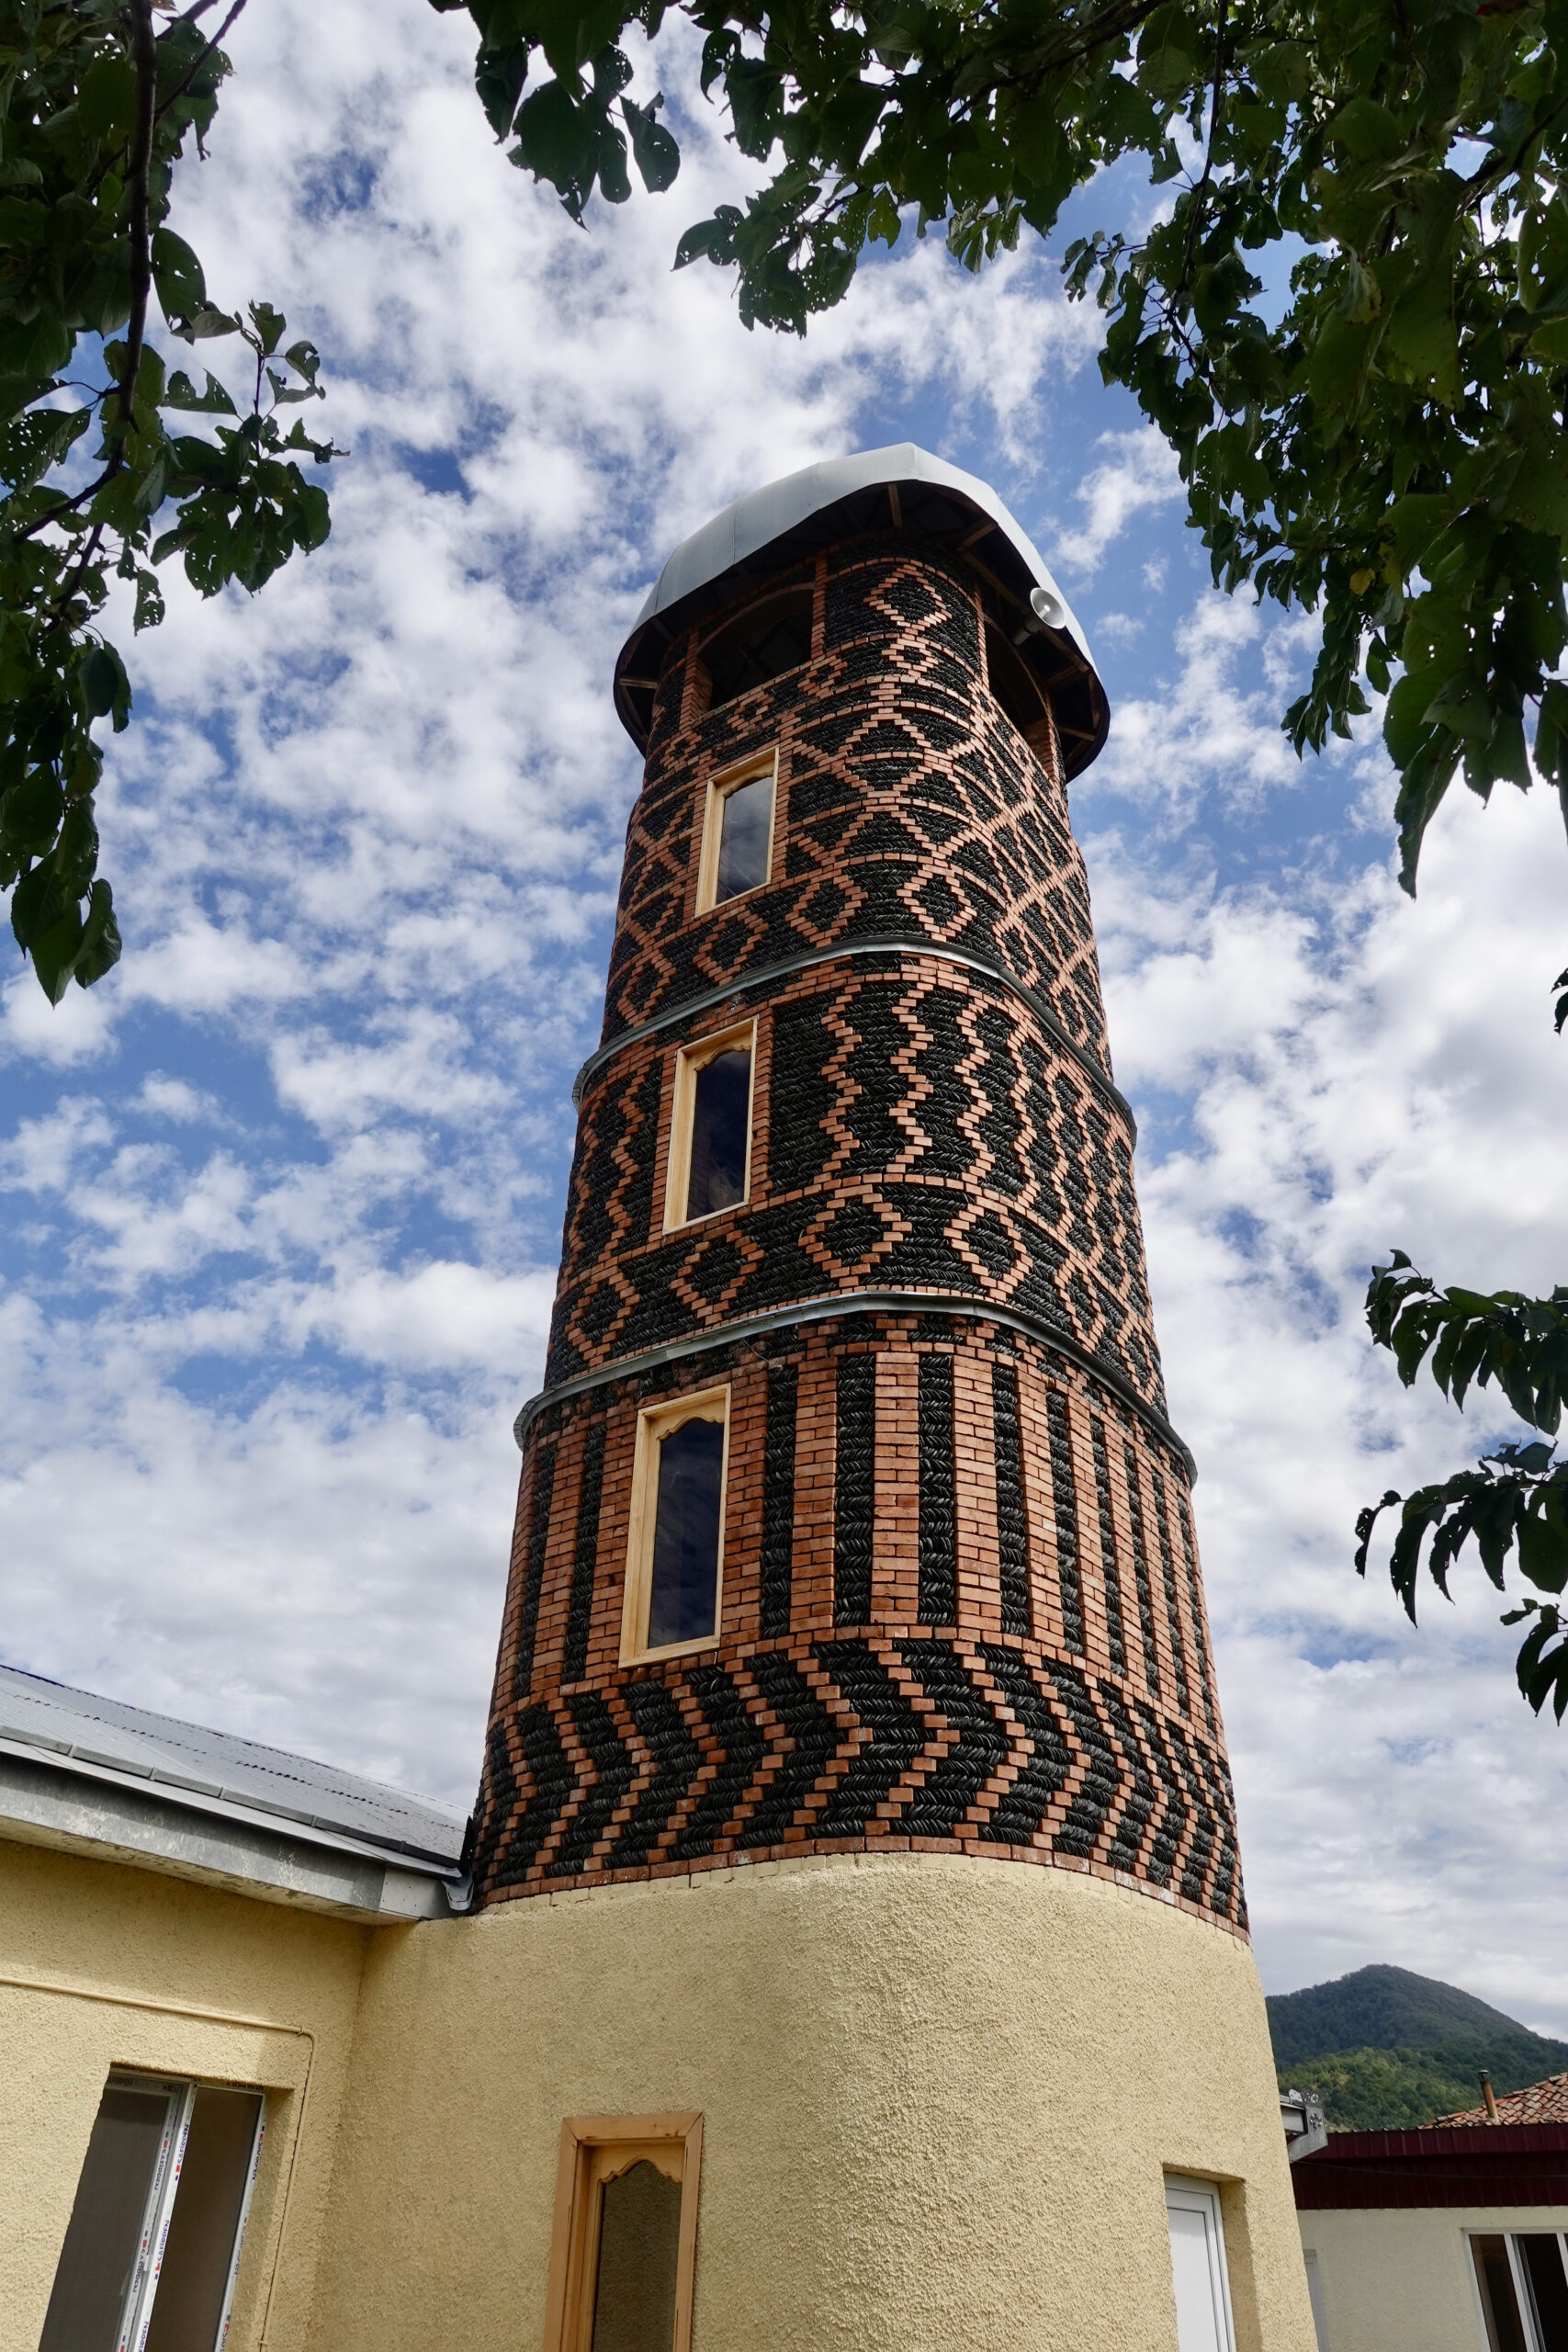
0, 1661, 466, 1883
614, 443, 1109, 777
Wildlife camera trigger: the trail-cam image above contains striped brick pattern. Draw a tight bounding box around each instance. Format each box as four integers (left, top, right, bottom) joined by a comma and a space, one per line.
475, 531, 1245, 1936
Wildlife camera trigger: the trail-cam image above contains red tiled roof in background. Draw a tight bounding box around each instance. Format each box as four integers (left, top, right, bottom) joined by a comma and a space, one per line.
1429, 2073, 1568, 2129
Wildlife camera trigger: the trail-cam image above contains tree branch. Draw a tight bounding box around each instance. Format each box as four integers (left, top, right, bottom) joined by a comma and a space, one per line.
156, 0, 249, 125
118, 0, 158, 443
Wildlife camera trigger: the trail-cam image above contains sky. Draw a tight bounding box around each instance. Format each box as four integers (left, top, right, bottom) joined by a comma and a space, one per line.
4, 0, 1567, 2034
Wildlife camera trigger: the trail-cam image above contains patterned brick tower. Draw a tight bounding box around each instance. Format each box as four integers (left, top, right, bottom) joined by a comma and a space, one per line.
470, 447, 1246, 1932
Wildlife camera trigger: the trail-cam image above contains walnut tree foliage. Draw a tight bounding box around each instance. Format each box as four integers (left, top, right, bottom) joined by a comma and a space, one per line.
434, 0, 1568, 1708
0, 0, 333, 1003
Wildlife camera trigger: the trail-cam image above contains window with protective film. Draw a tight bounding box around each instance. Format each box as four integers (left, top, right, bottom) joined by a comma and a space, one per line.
543, 2113, 703, 2352
39, 2071, 264, 2352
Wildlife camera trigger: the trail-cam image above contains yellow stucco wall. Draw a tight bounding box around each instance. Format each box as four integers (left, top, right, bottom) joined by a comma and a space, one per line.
1299, 2204, 1568, 2352
0, 1834, 372, 2352
309, 1850, 1317, 2352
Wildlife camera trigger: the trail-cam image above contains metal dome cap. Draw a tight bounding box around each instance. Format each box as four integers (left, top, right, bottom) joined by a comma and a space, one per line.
613, 443, 1109, 778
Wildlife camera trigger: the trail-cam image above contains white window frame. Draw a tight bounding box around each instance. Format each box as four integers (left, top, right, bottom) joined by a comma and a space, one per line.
1164, 2175, 1237, 2352
620, 1386, 731, 1667
695, 750, 778, 914
98, 2071, 265, 2352
1469, 2229, 1568, 2352
662, 1020, 757, 1234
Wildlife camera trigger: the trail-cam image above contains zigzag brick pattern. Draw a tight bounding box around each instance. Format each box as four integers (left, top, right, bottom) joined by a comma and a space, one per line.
474, 533, 1247, 1938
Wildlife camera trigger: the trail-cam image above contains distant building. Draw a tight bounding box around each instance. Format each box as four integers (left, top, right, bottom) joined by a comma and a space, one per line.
1292, 2076, 1568, 2351
2, 447, 1316, 2352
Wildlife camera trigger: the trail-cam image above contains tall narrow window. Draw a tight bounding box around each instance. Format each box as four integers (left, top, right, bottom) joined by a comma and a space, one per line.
622, 1389, 729, 1665
39, 2073, 263, 2352
1164, 2177, 1236, 2352
697, 755, 776, 911
544, 2114, 703, 2352
664, 1023, 754, 1230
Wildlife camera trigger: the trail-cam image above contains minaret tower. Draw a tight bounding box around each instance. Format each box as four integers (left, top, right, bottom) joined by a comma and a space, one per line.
464, 447, 1313, 2352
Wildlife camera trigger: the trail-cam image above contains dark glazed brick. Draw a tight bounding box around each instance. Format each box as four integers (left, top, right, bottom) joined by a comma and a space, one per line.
513, 1441, 557, 1702
473, 530, 1250, 1940
760, 1363, 798, 1637
814, 1642, 924, 1836
562, 1419, 604, 1683
1089, 1419, 1126, 1674
738, 1652, 840, 1849
1151, 1465, 1191, 1718
897, 1640, 1008, 1837
611, 1679, 703, 1868
1044, 1662, 1121, 1860
1123, 1442, 1163, 1699
993, 1363, 1031, 1637
978, 1646, 1071, 1845
834, 1354, 875, 1623
548, 1693, 635, 1876
917, 1352, 957, 1624
673, 1664, 766, 1859
1044, 1389, 1084, 1654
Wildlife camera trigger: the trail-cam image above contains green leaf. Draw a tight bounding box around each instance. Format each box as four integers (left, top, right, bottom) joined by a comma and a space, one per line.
152, 228, 209, 328
622, 94, 680, 194
1326, 96, 1404, 160
164, 369, 237, 415
77, 53, 140, 145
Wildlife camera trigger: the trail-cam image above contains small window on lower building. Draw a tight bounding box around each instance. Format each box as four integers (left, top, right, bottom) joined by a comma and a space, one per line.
1472, 2232, 1568, 2352
622, 1388, 730, 1665
1165, 2176, 1236, 2352
664, 1023, 754, 1230
39, 2073, 264, 2352
544, 2113, 703, 2352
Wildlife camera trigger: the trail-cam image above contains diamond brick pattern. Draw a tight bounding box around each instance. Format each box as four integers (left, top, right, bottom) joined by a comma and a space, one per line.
604, 541, 1111, 1074
475, 528, 1248, 1940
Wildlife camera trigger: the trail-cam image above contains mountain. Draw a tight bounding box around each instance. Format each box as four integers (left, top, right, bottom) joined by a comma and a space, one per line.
1266, 1965, 1568, 2132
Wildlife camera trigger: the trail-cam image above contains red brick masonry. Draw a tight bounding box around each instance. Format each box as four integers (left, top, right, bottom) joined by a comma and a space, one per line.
473, 532, 1247, 1936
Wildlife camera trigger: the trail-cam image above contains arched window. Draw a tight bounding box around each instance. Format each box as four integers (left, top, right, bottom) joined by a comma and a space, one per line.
984, 617, 1052, 742
700, 587, 813, 709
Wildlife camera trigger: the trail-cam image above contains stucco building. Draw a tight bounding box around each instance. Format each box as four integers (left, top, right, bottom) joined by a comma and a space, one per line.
2, 447, 1315, 2352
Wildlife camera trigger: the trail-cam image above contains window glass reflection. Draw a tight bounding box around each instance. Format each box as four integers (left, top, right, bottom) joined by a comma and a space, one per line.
715, 775, 773, 901
590, 2159, 682, 2352
648, 1418, 724, 1648
684, 1049, 750, 1220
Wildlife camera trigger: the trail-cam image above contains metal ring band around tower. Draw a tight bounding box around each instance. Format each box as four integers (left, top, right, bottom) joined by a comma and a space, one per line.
513, 1287, 1196, 1478
572, 934, 1137, 1142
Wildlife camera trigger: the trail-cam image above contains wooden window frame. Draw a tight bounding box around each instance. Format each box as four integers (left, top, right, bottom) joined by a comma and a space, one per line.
620, 1387, 731, 1667
662, 1019, 756, 1234
695, 750, 778, 915
542, 2112, 704, 2352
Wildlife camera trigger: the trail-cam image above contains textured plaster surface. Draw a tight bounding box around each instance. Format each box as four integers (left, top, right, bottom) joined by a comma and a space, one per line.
309, 1850, 1316, 2352
1298, 2205, 1568, 2352
0, 1835, 369, 2352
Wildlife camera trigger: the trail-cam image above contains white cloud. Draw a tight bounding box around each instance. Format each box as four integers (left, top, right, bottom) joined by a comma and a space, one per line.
1052, 424, 1182, 574
1, 0, 1564, 2049
1091, 769, 1568, 2030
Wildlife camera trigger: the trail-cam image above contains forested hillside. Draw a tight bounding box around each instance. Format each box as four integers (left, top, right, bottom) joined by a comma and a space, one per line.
1268, 1966, 1568, 2130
